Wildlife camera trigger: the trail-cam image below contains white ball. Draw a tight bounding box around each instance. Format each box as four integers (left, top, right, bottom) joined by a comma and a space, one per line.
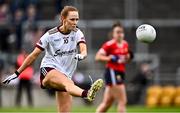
136, 24, 156, 43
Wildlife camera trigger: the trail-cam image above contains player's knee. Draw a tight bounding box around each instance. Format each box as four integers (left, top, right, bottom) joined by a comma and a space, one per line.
42, 77, 51, 87
42, 79, 49, 87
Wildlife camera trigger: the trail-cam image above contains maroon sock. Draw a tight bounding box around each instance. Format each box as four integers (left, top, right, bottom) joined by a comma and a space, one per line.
81, 90, 88, 98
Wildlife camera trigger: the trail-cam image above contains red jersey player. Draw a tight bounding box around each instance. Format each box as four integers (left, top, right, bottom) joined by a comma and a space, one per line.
95, 22, 133, 113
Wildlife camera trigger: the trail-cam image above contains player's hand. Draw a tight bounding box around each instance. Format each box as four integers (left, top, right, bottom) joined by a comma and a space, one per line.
110, 55, 119, 62
110, 55, 126, 63
117, 55, 126, 63
2, 73, 18, 84
75, 54, 85, 61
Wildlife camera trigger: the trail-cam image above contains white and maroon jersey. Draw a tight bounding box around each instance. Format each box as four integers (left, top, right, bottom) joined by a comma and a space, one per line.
36, 27, 86, 79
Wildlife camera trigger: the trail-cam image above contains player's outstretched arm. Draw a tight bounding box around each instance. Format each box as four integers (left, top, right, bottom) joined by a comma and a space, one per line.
95, 50, 111, 62
17, 47, 42, 73
2, 47, 42, 84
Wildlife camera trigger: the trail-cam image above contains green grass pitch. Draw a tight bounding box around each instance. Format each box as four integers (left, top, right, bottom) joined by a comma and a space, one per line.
0, 106, 180, 112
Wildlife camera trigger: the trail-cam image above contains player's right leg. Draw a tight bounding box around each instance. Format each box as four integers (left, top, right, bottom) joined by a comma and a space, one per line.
112, 84, 127, 113
41, 67, 103, 101
56, 91, 72, 113
96, 86, 114, 113
42, 69, 84, 96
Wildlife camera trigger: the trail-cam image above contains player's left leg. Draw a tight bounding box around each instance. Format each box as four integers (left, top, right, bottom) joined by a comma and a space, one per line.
56, 91, 72, 113
113, 84, 127, 113
96, 86, 114, 113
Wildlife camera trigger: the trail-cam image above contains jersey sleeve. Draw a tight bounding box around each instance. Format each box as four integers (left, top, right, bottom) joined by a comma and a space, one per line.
36, 32, 49, 51
76, 29, 86, 45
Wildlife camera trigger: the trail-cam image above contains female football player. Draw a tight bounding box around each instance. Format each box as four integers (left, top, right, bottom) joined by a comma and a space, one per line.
95, 22, 133, 113
3, 6, 103, 113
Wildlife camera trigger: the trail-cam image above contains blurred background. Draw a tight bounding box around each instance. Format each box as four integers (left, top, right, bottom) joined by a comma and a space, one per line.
0, 0, 180, 112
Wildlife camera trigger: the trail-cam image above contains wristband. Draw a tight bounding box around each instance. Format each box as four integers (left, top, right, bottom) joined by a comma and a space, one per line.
111, 55, 119, 62
15, 70, 20, 76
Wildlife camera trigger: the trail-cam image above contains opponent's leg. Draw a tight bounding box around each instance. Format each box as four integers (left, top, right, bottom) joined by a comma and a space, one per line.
56, 91, 72, 113
96, 86, 114, 113
112, 84, 127, 113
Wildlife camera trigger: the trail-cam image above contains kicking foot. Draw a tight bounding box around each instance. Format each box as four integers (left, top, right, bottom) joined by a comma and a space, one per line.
87, 79, 103, 102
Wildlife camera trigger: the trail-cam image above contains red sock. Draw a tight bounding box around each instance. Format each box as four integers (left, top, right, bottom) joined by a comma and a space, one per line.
81, 90, 88, 98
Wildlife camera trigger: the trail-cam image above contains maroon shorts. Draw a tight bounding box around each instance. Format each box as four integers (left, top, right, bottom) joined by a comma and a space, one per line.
40, 67, 54, 89
40, 67, 66, 92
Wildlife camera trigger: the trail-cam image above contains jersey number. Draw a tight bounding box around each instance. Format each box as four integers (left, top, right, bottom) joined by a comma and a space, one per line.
64, 39, 68, 44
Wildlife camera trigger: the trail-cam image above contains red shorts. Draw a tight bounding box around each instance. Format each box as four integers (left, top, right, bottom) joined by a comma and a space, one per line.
104, 68, 125, 86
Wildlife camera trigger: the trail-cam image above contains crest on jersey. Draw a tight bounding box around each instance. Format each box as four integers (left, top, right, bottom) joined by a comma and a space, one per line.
116, 75, 122, 81
71, 37, 74, 41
